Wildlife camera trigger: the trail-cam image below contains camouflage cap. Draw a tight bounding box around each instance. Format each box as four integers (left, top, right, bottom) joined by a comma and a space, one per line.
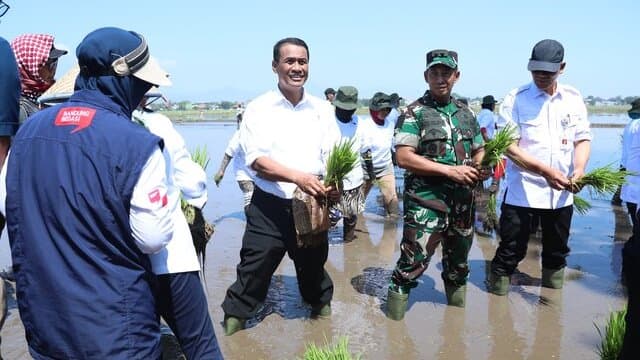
426, 49, 458, 70
369, 92, 392, 111
333, 86, 358, 110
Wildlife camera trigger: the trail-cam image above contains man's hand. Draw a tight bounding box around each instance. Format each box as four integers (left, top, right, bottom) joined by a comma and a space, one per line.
326, 184, 341, 202
478, 165, 493, 181
447, 165, 480, 186
543, 168, 571, 190
213, 172, 223, 186
568, 169, 586, 193
294, 173, 327, 197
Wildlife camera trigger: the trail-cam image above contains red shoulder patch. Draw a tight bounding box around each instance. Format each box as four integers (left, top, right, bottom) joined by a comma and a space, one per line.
55, 107, 96, 133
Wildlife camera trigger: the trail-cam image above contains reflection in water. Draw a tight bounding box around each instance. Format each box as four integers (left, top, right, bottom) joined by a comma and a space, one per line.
437, 307, 467, 360
529, 288, 563, 359
487, 296, 527, 359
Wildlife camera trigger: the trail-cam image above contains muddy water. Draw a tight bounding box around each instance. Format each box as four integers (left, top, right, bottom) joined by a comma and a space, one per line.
0, 120, 631, 359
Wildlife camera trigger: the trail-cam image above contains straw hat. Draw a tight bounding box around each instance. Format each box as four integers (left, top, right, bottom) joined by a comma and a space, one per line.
38, 65, 79, 105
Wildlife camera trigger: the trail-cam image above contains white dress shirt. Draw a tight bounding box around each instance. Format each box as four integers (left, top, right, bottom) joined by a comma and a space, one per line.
239, 90, 335, 199
499, 82, 592, 209
621, 118, 640, 205
224, 130, 253, 182
133, 109, 204, 274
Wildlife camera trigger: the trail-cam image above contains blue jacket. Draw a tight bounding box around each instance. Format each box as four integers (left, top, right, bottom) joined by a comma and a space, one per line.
0, 36, 20, 136
6, 89, 164, 359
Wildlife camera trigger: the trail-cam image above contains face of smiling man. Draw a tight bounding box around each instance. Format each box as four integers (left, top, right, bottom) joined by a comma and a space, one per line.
272, 43, 309, 100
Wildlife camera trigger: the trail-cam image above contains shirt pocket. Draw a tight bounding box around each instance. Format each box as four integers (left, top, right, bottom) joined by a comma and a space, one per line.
420, 128, 448, 157
518, 115, 544, 144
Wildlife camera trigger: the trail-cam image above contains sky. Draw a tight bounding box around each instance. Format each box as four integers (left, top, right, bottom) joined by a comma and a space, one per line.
1, 0, 638, 103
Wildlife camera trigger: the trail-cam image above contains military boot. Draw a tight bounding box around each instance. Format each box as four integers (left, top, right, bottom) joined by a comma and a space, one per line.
386, 288, 409, 321
541, 267, 564, 289
445, 283, 467, 307
223, 315, 245, 336
487, 273, 510, 296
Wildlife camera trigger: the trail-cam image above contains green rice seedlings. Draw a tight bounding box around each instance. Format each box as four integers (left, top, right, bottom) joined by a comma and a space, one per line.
574, 165, 633, 197
181, 145, 210, 224
595, 307, 626, 360
483, 192, 499, 232
301, 336, 361, 360
573, 195, 592, 215
480, 124, 519, 168
325, 138, 359, 188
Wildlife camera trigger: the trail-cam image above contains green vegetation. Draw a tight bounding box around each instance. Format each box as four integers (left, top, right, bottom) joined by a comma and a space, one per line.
573, 195, 592, 215
325, 139, 359, 188
480, 124, 518, 167
575, 166, 632, 197
300, 336, 361, 360
181, 146, 210, 224
595, 308, 626, 360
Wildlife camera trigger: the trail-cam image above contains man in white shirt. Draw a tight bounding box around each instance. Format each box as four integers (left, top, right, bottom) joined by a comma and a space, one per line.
329, 86, 366, 242
132, 99, 222, 359
487, 39, 592, 296
214, 129, 255, 209
621, 98, 640, 359
221, 37, 337, 336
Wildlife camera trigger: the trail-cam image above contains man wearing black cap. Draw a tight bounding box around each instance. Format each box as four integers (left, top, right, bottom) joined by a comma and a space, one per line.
620, 97, 640, 359
487, 39, 592, 296
386, 49, 486, 318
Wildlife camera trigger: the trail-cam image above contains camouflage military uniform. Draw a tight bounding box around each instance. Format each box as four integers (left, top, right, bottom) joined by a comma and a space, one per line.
390, 92, 483, 293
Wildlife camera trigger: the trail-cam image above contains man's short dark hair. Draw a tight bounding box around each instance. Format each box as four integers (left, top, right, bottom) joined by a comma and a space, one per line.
273, 37, 309, 62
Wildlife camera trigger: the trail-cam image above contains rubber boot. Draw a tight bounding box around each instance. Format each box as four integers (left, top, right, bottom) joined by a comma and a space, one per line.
487, 273, 510, 296
541, 267, 564, 289
386, 288, 409, 321
311, 303, 331, 318
445, 283, 467, 307
223, 315, 245, 336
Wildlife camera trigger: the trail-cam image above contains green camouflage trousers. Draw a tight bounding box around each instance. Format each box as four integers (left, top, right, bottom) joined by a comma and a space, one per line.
390, 184, 475, 293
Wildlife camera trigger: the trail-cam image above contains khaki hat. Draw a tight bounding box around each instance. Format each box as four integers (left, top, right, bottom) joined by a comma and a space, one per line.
333, 86, 358, 110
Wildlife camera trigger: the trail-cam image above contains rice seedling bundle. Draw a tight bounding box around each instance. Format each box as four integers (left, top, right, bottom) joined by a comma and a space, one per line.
301, 336, 361, 360
325, 138, 359, 188
571, 165, 633, 214
480, 124, 518, 168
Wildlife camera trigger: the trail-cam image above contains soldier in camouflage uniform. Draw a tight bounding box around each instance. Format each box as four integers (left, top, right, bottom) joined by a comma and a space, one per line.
386, 49, 486, 319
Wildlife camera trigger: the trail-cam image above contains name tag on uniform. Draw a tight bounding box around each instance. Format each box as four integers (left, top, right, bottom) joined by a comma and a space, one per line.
55, 107, 96, 133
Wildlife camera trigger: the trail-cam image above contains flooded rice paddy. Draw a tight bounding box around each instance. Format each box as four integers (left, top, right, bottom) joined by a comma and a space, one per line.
0, 115, 632, 359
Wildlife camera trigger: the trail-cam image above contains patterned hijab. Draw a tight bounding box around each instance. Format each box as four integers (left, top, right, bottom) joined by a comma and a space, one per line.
11, 34, 56, 102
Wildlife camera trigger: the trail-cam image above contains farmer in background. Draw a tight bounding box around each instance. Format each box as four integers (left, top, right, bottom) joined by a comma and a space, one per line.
620, 98, 640, 359
324, 87, 336, 102
487, 39, 591, 296
361, 92, 400, 217
214, 129, 255, 210
329, 86, 366, 242
2, 27, 175, 358
221, 37, 337, 336
387, 49, 485, 318
10, 33, 67, 122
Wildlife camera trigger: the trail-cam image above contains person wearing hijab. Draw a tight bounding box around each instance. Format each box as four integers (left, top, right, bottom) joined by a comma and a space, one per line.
10, 33, 67, 122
